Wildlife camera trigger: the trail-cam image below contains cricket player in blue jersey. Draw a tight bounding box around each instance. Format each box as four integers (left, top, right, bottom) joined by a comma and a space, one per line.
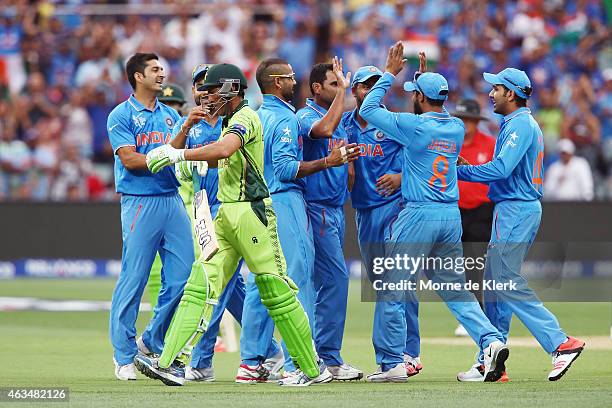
239, 58, 360, 382
360, 42, 509, 382
108, 53, 193, 381
296, 58, 363, 379
456, 68, 585, 382
342, 64, 422, 377
160, 64, 282, 382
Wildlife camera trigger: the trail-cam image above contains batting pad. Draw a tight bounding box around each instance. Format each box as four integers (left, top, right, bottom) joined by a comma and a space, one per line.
255, 273, 319, 379
159, 261, 217, 368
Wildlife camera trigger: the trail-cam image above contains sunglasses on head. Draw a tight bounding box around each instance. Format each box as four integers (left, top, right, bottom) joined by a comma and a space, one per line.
504, 77, 532, 97
269, 72, 296, 80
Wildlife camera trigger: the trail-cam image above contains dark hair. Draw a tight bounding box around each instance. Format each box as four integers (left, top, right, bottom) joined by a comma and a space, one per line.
125, 53, 159, 90
256, 58, 289, 94
309, 63, 333, 95
502, 85, 527, 107
426, 97, 445, 107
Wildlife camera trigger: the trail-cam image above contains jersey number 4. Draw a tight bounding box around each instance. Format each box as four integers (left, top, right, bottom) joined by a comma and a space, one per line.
429, 155, 449, 192
532, 151, 544, 187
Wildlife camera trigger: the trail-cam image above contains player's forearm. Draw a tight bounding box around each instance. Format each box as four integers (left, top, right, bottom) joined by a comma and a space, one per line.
310, 90, 346, 139
184, 143, 234, 162
118, 149, 148, 171
170, 122, 191, 149
457, 160, 509, 182
296, 158, 328, 178
359, 72, 393, 127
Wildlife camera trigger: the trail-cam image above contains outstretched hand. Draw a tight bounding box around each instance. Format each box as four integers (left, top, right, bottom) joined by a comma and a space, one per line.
385, 42, 406, 76
332, 56, 352, 90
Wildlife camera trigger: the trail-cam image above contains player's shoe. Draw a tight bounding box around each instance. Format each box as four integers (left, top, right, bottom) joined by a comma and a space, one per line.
482, 341, 509, 382
235, 363, 271, 383
548, 336, 585, 381
278, 360, 332, 386
262, 348, 285, 380
113, 358, 137, 381
366, 363, 408, 383
185, 366, 215, 382
327, 363, 363, 381
403, 355, 423, 377
134, 354, 185, 386
457, 363, 510, 382
136, 336, 153, 356
454, 324, 469, 337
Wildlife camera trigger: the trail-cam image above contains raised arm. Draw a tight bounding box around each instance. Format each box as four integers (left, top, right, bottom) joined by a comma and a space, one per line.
309, 57, 351, 139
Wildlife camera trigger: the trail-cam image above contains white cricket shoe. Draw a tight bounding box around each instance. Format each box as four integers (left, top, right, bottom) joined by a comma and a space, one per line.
327, 363, 363, 381
235, 363, 271, 383
278, 362, 333, 387
263, 349, 285, 381
482, 341, 509, 382
548, 336, 585, 381
136, 336, 153, 356
457, 363, 485, 382
403, 355, 423, 377
366, 363, 408, 383
185, 366, 215, 382
114, 358, 137, 381
454, 324, 469, 337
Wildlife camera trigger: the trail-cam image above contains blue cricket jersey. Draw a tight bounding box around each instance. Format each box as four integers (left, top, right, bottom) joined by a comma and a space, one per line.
258, 94, 305, 194
172, 116, 222, 207
457, 108, 544, 202
296, 98, 349, 206
107, 95, 181, 195
359, 72, 464, 204
341, 108, 402, 209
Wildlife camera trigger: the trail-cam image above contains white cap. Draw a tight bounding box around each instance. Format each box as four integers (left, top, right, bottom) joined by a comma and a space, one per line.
558, 138, 575, 154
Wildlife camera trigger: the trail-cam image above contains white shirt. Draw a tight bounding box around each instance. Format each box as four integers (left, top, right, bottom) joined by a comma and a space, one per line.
544, 156, 594, 201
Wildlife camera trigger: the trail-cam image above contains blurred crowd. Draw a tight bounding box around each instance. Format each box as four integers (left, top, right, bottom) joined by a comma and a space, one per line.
0, 0, 610, 201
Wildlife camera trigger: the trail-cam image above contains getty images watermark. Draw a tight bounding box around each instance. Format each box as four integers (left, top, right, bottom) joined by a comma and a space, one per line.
370, 254, 516, 292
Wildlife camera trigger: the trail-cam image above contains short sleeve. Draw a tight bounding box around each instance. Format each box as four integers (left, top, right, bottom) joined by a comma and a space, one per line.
107, 107, 135, 154
297, 109, 320, 140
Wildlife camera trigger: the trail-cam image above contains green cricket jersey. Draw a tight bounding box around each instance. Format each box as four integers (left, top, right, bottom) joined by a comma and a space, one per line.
217, 101, 269, 203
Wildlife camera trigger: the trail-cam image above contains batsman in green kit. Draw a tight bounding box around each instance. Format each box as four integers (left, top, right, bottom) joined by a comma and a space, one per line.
134, 63, 329, 387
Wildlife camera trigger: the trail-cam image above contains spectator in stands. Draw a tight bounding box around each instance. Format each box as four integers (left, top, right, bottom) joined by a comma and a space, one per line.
544, 139, 594, 201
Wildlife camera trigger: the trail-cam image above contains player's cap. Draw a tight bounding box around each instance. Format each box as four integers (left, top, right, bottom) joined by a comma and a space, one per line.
483, 68, 532, 99
158, 83, 186, 104
558, 138, 575, 155
192, 63, 210, 85
451, 99, 488, 121
403, 72, 449, 101
351, 65, 383, 87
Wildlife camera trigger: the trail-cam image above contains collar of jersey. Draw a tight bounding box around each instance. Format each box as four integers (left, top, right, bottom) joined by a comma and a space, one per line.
421, 107, 451, 120
349, 107, 377, 132
263, 94, 296, 113
501, 107, 531, 124
128, 94, 160, 112
305, 98, 327, 117
222, 99, 249, 127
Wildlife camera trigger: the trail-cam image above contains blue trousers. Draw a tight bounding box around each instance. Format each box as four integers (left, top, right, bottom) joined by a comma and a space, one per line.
356, 199, 421, 360
240, 190, 315, 369
381, 202, 503, 371
307, 201, 349, 366
477, 200, 566, 362
110, 193, 194, 365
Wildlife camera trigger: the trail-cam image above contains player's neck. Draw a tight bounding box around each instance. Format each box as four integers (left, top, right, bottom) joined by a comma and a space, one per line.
501, 105, 523, 117
354, 108, 368, 129
464, 131, 475, 145
133, 89, 158, 110
314, 96, 331, 111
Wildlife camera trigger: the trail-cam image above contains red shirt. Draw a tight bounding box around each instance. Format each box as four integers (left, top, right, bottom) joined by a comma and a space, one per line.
458, 130, 496, 209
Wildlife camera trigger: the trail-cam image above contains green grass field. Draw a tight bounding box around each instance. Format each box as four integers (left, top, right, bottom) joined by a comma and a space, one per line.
1, 279, 612, 407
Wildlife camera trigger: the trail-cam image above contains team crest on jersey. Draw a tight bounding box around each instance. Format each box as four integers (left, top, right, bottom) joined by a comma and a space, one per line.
132, 114, 146, 127
166, 117, 173, 127
374, 130, 385, 141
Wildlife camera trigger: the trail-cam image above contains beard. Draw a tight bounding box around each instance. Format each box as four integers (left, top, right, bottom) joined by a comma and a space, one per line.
413, 98, 423, 114
281, 86, 295, 103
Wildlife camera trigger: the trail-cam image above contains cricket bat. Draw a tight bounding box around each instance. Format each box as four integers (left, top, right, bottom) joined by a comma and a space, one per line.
193, 189, 219, 261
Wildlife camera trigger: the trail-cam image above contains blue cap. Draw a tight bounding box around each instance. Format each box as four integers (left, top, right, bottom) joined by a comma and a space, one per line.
191, 63, 210, 85
351, 65, 383, 87
483, 68, 532, 99
403, 72, 449, 101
